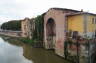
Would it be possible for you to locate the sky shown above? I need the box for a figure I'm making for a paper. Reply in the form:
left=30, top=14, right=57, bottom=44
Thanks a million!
left=0, top=0, right=96, bottom=25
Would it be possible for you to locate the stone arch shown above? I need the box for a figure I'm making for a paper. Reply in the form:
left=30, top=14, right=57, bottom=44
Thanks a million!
left=46, top=18, right=56, bottom=49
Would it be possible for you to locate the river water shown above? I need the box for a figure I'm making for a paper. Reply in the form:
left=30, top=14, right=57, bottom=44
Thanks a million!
left=0, top=37, right=70, bottom=63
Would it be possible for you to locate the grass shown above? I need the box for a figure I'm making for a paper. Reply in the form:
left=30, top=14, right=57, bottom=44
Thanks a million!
left=0, top=34, right=35, bottom=45
left=18, top=37, right=34, bottom=45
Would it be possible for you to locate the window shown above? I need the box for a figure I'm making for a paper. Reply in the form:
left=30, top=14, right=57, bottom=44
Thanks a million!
left=72, top=31, right=78, bottom=39
left=95, top=18, right=96, bottom=24
left=24, top=33, right=27, bottom=35
left=92, top=18, right=94, bottom=24
left=92, top=18, right=96, bottom=24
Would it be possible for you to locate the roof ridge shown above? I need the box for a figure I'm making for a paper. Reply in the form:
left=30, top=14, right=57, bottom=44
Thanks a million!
left=50, top=7, right=80, bottom=12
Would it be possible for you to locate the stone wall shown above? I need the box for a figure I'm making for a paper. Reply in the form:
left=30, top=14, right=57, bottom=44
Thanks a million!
left=0, top=31, right=22, bottom=37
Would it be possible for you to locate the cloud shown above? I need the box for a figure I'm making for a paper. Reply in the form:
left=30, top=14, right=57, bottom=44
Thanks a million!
left=0, top=0, right=96, bottom=24
left=0, top=16, right=13, bottom=25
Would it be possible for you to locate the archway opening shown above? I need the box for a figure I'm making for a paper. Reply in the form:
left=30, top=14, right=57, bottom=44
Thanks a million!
left=46, top=18, right=56, bottom=49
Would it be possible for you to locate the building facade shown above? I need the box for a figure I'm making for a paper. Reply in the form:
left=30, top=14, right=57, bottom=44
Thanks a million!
left=44, top=8, right=81, bottom=57
left=21, top=7, right=96, bottom=63
left=67, top=13, right=96, bottom=39
left=21, top=18, right=35, bottom=39
left=44, top=8, right=96, bottom=60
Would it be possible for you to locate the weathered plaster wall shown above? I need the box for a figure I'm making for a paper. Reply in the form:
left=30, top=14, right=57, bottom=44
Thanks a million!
left=21, top=18, right=30, bottom=38
left=44, top=9, right=66, bottom=57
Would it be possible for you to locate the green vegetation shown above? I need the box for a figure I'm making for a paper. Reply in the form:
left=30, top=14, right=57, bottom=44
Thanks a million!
left=32, top=14, right=44, bottom=41
left=18, top=37, right=34, bottom=45
left=64, top=41, right=68, bottom=59
left=64, top=40, right=79, bottom=63
left=1, top=14, right=44, bottom=46
left=1, top=20, right=21, bottom=31
left=0, top=34, right=34, bottom=45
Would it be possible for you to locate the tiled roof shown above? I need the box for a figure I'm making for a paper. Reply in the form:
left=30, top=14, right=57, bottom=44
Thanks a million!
left=66, top=12, right=96, bottom=16
left=50, top=8, right=80, bottom=12
left=44, top=7, right=96, bottom=16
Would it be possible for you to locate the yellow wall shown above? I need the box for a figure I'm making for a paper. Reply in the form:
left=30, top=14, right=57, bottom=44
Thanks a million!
left=68, top=15, right=84, bottom=33
left=87, top=15, right=96, bottom=32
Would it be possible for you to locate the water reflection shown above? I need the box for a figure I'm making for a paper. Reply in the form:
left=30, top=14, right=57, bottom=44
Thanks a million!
left=0, top=37, right=32, bottom=63
left=0, top=37, right=69, bottom=63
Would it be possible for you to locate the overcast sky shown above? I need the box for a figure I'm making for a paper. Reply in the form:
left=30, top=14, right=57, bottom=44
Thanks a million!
left=0, top=0, right=96, bottom=25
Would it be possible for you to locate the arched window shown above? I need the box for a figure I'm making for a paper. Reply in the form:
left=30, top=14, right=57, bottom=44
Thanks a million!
left=46, top=18, right=56, bottom=36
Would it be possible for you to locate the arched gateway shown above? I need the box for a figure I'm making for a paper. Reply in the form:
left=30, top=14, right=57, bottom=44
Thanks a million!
left=46, top=18, right=56, bottom=49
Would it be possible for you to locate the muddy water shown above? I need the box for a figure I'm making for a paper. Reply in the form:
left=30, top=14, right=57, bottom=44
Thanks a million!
left=0, top=37, right=70, bottom=63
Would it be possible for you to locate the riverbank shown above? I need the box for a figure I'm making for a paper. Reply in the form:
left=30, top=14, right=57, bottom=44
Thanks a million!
left=0, top=34, right=43, bottom=48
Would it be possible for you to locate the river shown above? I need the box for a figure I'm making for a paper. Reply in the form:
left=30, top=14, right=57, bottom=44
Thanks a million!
left=0, top=36, right=70, bottom=63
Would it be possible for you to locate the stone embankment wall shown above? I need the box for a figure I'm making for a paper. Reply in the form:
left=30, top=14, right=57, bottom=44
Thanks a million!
left=0, top=30, right=22, bottom=37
